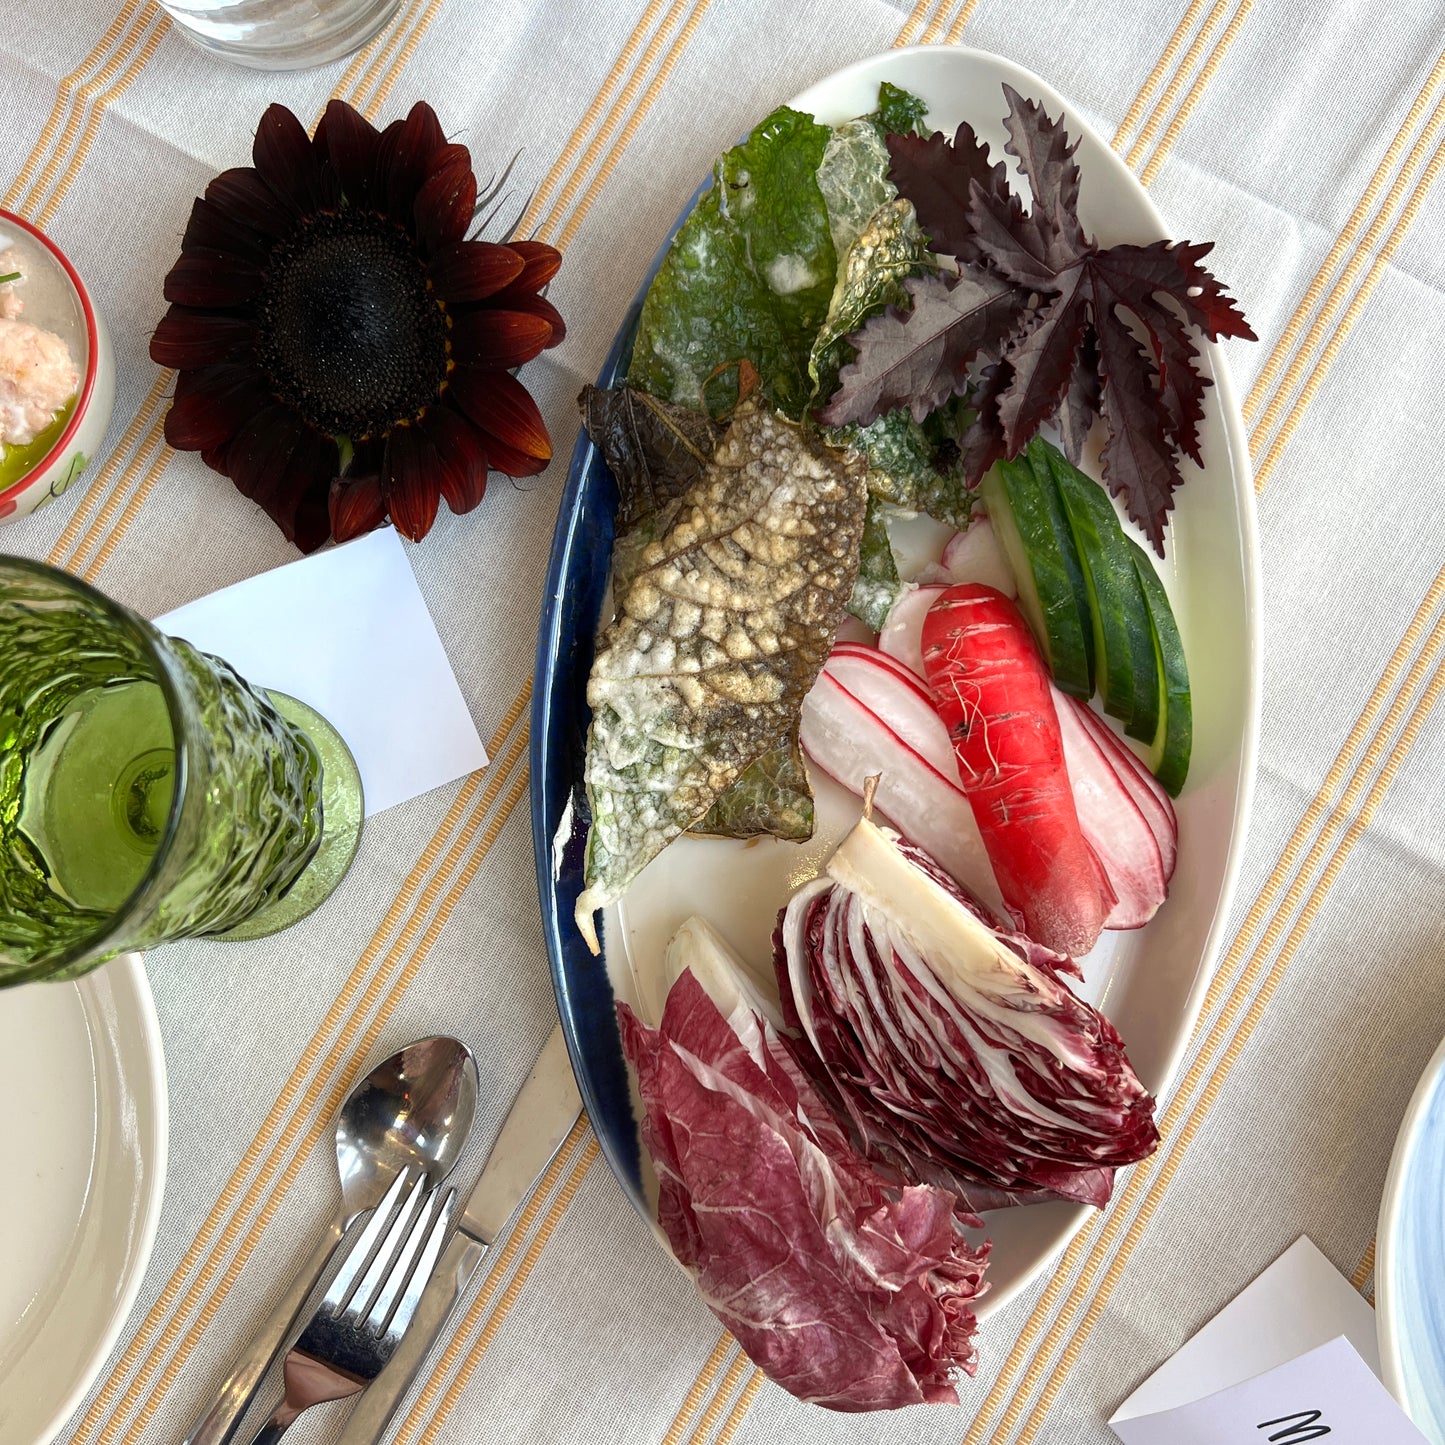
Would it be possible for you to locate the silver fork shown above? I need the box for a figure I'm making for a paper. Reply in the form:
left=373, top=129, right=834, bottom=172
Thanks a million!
left=246, top=1168, right=455, bottom=1445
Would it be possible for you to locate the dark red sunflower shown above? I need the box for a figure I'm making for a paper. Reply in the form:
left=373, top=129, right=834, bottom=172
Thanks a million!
left=151, top=99, right=563, bottom=550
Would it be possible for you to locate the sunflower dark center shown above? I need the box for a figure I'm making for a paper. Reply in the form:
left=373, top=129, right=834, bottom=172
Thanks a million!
left=256, top=212, right=448, bottom=437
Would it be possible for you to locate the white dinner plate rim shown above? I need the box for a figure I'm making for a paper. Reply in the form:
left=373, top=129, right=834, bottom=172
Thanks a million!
left=23, top=953, right=168, bottom=1445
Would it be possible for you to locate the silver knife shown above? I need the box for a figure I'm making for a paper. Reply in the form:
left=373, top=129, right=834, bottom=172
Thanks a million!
left=333, top=1024, right=583, bottom=1445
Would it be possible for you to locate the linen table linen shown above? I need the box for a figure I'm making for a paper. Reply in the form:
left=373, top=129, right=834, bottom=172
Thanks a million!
left=4, top=0, right=1444, bottom=1441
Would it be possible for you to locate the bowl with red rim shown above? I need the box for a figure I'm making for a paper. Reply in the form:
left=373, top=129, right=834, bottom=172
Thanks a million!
left=0, top=209, right=114, bottom=526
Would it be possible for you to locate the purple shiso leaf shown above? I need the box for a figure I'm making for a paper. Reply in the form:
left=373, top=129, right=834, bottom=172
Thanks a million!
left=618, top=937, right=988, bottom=1413
left=774, top=819, right=1158, bottom=1212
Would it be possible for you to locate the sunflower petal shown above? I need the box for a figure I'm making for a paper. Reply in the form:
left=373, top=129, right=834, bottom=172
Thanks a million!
left=318, top=99, right=383, bottom=211
left=253, top=104, right=336, bottom=213
left=424, top=405, right=489, bottom=514
left=452, top=310, right=553, bottom=369
left=166, top=364, right=270, bottom=450
left=330, top=475, right=388, bottom=544
left=164, top=249, right=266, bottom=308
left=427, top=240, right=524, bottom=303
left=475, top=430, right=549, bottom=478
left=224, top=404, right=306, bottom=504
left=290, top=478, right=334, bottom=554
left=499, top=240, right=562, bottom=293
left=382, top=423, right=442, bottom=541
left=487, top=290, right=566, bottom=346
left=414, top=146, right=476, bottom=253
left=182, top=196, right=271, bottom=262
left=222, top=404, right=338, bottom=549
left=206, top=167, right=293, bottom=239
left=449, top=368, right=552, bottom=465
left=150, top=307, right=257, bottom=368
left=382, top=102, right=448, bottom=226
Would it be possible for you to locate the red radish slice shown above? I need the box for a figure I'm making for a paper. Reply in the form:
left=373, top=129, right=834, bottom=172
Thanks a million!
left=878, top=584, right=946, bottom=677
left=1070, top=700, right=1178, bottom=881
left=834, top=614, right=878, bottom=647
left=916, top=517, right=1018, bottom=596
left=831, top=642, right=935, bottom=704
left=1054, top=691, right=1166, bottom=929
left=822, top=649, right=960, bottom=781
left=922, top=585, right=1106, bottom=957
left=799, top=672, right=1009, bottom=922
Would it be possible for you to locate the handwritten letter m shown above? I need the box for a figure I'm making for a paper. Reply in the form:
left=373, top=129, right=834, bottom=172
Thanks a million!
left=1257, top=1410, right=1330, bottom=1443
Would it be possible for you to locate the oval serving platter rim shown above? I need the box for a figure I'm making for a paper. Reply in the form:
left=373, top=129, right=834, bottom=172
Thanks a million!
left=531, top=43, right=1261, bottom=1316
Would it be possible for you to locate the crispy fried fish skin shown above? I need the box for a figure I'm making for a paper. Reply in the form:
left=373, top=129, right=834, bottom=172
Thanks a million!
left=576, top=403, right=866, bottom=952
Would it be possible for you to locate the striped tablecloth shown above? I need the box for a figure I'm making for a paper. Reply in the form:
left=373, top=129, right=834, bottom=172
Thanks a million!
left=6, top=1, right=1445, bottom=1442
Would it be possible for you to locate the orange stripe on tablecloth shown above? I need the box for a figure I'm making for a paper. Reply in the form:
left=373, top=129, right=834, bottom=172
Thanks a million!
left=46, top=371, right=169, bottom=568
left=1249, top=113, right=1445, bottom=475
left=659, top=1337, right=741, bottom=1445
left=2, top=0, right=146, bottom=209
left=1252, top=133, right=1445, bottom=489
left=943, top=0, right=979, bottom=43
left=962, top=565, right=1445, bottom=1443
left=71, top=687, right=526, bottom=1442
left=552, top=0, right=718, bottom=252
left=1243, top=46, right=1445, bottom=425
left=409, top=1138, right=602, bottom=1445
left=517, top=0, right=674, bottom=238
left=893, top=0, right=937, bottom=46
left=81, top=443, right=174, bottom=582
left=1008, top=659, right=1445, bottom=1445
left=346, top=0, right=426, bottom=114
left=1137, top=0, right=1252, bottom=185
left=1122, top=0, right=1233, bottom=170
left=1111, top=0, right=1212, bottom=150
left=534, top=0, right=695, bottom=245
left=108, top=755, right=538, bottom=1444
left=684, top=1353, right=753, bottom=1445
left=363, top=0, right=458, bottom=118
left=31, top=10, right=171, bottom=229
left=714, top=1372, right=766, bottom=1445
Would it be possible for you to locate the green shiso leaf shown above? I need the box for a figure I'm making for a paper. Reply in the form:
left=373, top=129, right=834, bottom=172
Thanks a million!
left=872, top=81, right=931, bottom=138
left=838, top=399, right=977, bottom=530
left=628, top=105, right=837, bottom=420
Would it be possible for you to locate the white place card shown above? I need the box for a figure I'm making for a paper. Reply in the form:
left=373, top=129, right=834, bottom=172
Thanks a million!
left=154, top=529, right=488, bottom=816
left=1111, top=1237, right=1381, bottom=1422
left=1110, top=1336, right=1429, bottom=1444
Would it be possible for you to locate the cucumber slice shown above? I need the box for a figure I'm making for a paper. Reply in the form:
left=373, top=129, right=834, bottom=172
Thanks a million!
left=1128, top=537, right=1192, bottom=796
left=980, top=456, right=1095, bottom=698
left=1040, top=440, right=1160, bottom=742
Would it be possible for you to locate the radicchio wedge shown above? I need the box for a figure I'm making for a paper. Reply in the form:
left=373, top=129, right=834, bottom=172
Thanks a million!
left=618, top=924, right=988, bottom=1412
left=775, top=816, right=1159, bottom=1212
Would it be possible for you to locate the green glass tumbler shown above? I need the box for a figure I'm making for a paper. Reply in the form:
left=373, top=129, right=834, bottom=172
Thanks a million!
left=0, top=557, right=363, bottom=986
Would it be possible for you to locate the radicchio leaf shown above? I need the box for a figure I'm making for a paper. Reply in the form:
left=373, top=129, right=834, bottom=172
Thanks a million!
left=619, top=950, right=988, bottom=1412
left=774, top=817, right=1159, bottom=1211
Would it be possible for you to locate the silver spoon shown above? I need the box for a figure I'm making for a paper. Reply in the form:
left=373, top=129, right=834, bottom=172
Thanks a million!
left=184, top=1036, right=478, bottom=1445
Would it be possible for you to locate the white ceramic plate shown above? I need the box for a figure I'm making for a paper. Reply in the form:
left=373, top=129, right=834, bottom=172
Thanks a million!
left=1377, top=1034, right=1445, bottom=1443
left=0, top=955, right=166, bottom=1445
left=536, top=44, right=1260, bottom=1321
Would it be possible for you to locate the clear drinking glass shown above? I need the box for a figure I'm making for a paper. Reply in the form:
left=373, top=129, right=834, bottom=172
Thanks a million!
left=156, top=0, right=403, bottom=71
left=0, top=557, right=363, bottom=987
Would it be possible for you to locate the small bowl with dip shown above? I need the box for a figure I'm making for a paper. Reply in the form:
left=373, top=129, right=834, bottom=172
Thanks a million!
left=0, top=210, right=114, bottom=526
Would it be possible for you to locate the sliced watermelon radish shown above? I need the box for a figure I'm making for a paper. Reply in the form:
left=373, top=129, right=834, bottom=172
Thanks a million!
left=1054, top=688, right=1167, bottom=930
left=878, top=584, right=946, bottom=677
left=822, top=648, right=960, bottom=781
left=799, top=671, right=1009, bottom=922
left=1070, top=699, right=1179, bottom=882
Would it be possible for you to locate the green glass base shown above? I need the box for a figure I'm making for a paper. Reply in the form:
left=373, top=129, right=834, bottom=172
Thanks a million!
left=216, top=693, right=363, bottom=942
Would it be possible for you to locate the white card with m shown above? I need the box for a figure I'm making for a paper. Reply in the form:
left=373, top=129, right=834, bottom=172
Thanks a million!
left=1110, top=1336, right=1429, bottom=1444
